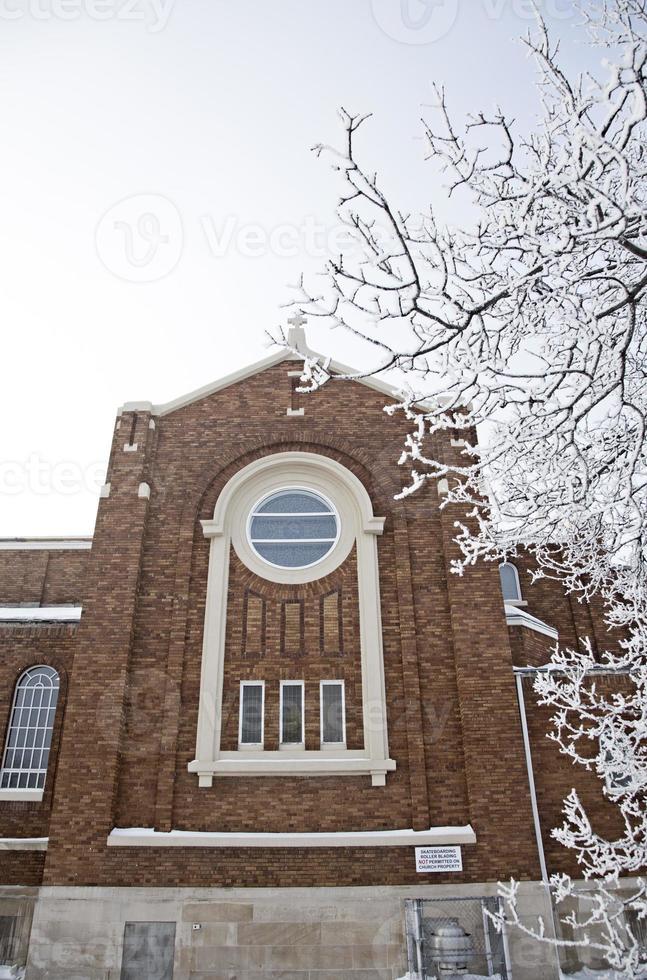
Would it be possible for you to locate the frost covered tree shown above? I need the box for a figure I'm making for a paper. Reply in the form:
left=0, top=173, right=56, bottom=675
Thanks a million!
left=284, top=0, right=647, bottom=973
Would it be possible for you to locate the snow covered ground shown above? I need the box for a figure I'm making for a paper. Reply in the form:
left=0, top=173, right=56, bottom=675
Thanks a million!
left=396, top=971, right=646, bottom=980
left=395, top=974, right=502, bottom=979
left=561, top=970, right=647, bottom=979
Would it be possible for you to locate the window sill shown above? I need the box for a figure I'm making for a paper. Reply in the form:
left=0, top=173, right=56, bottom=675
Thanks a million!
left=0, top=789, right=44, bottom=802
left=505, top=599, right=528, bottom=607
left=189, top=751, right=396, bottom=787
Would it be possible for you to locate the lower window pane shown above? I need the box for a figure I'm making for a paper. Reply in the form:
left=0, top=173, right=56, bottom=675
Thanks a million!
left=240, top=685, right=263, bottom=744
left=281, top=684, right=303, bottom=744
left=321, top=684, right=344, bottom=743
left=254, top=542, right=332, bottom=567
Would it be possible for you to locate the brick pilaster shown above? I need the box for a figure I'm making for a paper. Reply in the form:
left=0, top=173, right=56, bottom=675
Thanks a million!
left=43, top=410, right=154, bottom=883
left=392, top=513, right=431, bottom=830
left=436, top=483, right=541, bottom=880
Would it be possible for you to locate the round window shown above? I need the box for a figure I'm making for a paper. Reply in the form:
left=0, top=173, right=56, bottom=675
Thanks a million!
left=248, top=488, right=339, bottom=569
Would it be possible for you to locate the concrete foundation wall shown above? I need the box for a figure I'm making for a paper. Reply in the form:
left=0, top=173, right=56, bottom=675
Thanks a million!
left=18, top=881, right=561, bottom=980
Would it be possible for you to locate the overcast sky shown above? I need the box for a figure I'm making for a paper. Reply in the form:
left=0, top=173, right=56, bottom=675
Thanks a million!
left=1, top=0, right=602, bottom=536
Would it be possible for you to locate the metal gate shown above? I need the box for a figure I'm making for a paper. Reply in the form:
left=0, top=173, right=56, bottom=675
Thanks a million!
left=405, top=896, right=512, bottom=979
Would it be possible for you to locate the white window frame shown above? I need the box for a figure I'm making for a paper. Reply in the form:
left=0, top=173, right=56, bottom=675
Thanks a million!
left=320, top=679, right=346, bottom=747
left=247, top=486, right=340, bottom=571
left=279, top=680, right=305, bottom=749
left=0, top=664, right=60, bottom=802
left=499, top=561, right=526, bottom=606
left=190, top=451, right=396, bottom=787
left=238, top=681, right=265, bottom=749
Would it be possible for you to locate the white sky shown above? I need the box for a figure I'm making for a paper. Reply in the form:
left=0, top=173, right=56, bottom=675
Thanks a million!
left=0, top=0, right=601, bottom=536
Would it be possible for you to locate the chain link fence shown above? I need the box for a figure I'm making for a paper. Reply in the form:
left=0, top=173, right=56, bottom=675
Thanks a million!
left=405, top=896, right=511, bottom=979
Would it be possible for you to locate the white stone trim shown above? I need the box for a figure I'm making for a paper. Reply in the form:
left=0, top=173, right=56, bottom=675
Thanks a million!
left=137, top=482, right=151, bottom=499
left=129, top=350, right=292, bottom=417
left=505, top=604, right=558, bottom=640
left=0, top=836, right=47, bottom=850
left=189, top=452, right=394, bottom=788
left=119, top=400, right=153, bottom=413
left=202, top=454, right=385, bottom=586
left=107, top=824, right=476, bottom=848
left=0, top=538, right=91, bottom=551
left=123, top=443, right=138, bottom=453
left=0, top=789, right=43, bottom=802
left=0, top=606, right=82, bottom=623
left=205, top=753, right=395, bottom=780
left=121, top=338, right=450, bottom=420
left=99, top=483, right=111, bottom=498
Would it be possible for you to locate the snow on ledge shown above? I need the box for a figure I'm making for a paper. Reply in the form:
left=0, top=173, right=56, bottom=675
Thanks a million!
left=0, top=538, right=91, bottom=551
left=505, top=603, right=558, bottom=640
left=0, top=837, right=48, bottom=851
left=108, top=825, right=476, bottom=849
left=0, top=606, right=82, bottom=623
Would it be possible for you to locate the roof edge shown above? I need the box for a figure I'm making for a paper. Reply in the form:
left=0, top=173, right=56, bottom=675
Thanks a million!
left=117, top=323, right=454, bottom=420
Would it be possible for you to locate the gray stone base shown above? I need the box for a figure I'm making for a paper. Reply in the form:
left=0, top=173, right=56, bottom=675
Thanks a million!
left=13, top=881, right=561, bottom=980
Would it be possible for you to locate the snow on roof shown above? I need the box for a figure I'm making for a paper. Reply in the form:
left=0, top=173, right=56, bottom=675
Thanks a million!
left=505, top=603, right=558, bottom=640
left=0, top=538, right=92, bottom=551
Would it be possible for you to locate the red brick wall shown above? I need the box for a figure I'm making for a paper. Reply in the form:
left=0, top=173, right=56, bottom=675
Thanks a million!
left=0, top=356, right=634, bottom=890
left=37, top=361, right=540, bottom=887
left=0, top=549, right=88, bottom=606
left=0, top=624, right=76, bottom=883
left=509, top=553, right=625, bottom=662
left=521, top=674, right=629, bottom=877
left=218, top=548, right=364, bottom=754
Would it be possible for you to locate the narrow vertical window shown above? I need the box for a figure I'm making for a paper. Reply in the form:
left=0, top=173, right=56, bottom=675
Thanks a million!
left=320, top=680, right=345, bottom=745
left=280, top=681, right=304, bottom=745
left=0, top=665, right=59, bottom=790
left=499, top=562, right=522, bottom=603
left=238, top=682, right=264, bottom=747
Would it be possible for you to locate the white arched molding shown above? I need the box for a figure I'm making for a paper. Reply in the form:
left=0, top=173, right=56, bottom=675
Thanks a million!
left=188, top=452, right=395, bottom=788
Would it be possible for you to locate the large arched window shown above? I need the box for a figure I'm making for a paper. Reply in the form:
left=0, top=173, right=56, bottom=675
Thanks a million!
left=0, top=666, right=59, bottom=791
left=190, top=451, right=394, bottom=787
left=499, top=562, right=522, bottom=603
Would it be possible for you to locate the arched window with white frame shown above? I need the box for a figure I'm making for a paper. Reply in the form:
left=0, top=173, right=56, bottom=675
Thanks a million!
left=190, top=451, right=395, bottom=788
left=499, top=562, right=522, bottom=603
left=0, top=665, right=60, bottom=793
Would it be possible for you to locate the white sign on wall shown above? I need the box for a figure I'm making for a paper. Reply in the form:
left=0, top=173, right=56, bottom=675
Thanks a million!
left=415, top=845, right=463, bottom=873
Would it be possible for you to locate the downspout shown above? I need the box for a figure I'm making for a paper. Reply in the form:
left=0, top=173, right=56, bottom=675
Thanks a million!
left=515, top=671, right=549, bottom=884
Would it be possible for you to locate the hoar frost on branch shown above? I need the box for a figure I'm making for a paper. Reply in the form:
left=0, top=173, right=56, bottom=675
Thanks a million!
left=283, top=0, right=647, bottom=974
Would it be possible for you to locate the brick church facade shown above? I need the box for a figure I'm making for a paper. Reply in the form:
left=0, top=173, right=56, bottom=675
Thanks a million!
left=0, top=326, right=635, bottom=979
